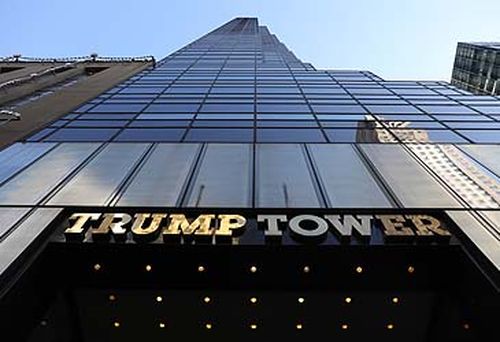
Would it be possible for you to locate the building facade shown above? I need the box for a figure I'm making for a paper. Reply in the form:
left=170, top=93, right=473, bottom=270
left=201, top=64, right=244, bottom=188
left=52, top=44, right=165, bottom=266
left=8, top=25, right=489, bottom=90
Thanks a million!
left=0, top=55, right=154, bottom=148
left=0, top=18, right=499, bottom=342
left=451, top=42, right=500, bottom=95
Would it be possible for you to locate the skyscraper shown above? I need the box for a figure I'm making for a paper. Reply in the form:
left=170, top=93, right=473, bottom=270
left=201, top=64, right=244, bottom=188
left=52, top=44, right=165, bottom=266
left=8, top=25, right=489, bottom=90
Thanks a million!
left=0, top=18, right=498, bottom=341
left=451, top=42, right=500, bottom=95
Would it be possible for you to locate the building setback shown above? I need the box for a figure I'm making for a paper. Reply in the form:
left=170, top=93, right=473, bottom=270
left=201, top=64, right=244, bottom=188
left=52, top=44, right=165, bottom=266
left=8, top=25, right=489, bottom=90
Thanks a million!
left=0, top=18, right=499, bottom=342
left=0, top=55, right=154, bottom=149
left=451, top=42, right=500, bottom=95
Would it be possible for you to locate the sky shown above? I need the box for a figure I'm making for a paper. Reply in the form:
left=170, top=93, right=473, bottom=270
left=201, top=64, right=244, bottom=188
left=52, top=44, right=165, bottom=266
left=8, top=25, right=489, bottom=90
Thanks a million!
left=1, top=0, right=499, bottom=81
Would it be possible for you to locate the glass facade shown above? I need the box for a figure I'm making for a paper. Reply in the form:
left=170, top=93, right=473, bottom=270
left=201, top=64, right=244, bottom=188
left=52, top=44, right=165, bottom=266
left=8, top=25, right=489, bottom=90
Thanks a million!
left=22, top=29, right=500, bottom=144
left=0, top=18, right=494, bottom=212
left=452, top=42, right=500, bottom=95
left=0, top=18, right=498, bottom=342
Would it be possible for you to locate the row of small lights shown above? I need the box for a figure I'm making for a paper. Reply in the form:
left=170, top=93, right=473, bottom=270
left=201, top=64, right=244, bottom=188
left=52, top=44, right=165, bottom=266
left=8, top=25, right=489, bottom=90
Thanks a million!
left=111, top=321, right=398, bottom=331
left=109, top=294, right=400, bottom=305
left=41, top=318, right=470, bottom=332
left=93, top=263, right=416, bottom=275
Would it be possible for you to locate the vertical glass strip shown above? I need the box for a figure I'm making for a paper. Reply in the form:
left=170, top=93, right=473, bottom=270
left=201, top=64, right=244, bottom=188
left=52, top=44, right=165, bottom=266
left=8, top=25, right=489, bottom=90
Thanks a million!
left=184, top=144, right=252, bottom=207
left=117, top=143, right=200, bottom=207
left=308, top=144, right=393, bottom=208
left=47, top=143, right=149, bottom=206
left=360, top=144, right=462, bottom=208
left=0, top=143, right=100, bottom=205
left=256, top=144, right=322, bottom=208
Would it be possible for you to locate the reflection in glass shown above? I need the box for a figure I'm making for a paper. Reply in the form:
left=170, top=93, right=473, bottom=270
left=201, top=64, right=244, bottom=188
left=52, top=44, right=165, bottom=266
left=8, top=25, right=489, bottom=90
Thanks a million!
left=361, top=115, right=500, bottom=209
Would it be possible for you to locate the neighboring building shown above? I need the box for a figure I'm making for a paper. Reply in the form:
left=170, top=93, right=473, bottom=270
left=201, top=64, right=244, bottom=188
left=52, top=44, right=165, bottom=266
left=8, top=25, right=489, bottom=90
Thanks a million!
left=0, top=18, right=499, bottom=342
left=451, top=42, right=500, bottom=95
left=0, top=55, right=154, bottom=149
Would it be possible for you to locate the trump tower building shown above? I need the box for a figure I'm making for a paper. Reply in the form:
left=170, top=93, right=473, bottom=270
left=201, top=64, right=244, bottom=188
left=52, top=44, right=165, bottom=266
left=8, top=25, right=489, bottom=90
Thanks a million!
left=0, top=18, right=499, bottom=342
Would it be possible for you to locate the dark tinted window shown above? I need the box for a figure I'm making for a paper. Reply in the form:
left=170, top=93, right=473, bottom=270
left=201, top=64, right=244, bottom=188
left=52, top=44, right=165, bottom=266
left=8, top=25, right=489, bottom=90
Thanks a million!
left=44, top=128, right=120, bottom=141
left=144, top=103, right=199, bottom=113
left=199, top=103, right=254, bottom=113
left=114, top=128, right=185, bottom=142
left=312, top=104, right=367, bottom=114
left=185, top=128, right=253, bottom=142
left=89, top=103, right=147, bottom=113
left=257, top=128, right=325, bottom=142
left=457, top=130, right=500, bottom=143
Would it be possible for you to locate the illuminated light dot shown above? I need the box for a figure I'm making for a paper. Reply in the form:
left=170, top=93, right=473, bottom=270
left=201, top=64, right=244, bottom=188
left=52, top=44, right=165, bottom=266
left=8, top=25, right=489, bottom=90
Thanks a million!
left=40, top=320, right=48, bottom=327
left=392, top=297, right=399, bottom=304
left=205, top=323, right=212, bottom=330
left=341, top=324, right=349, bottom=330
left=250, top=323, right=258, bottom=330
left=303, top=266, right=310, bottom=273
left=145, top=264, right=152, bottom=272
left=113, top=321, right=120, bottom=328
left=463, top=323, right=470, bottom=330
left=197, top=265, right=205, bottom=273
left=407, top=266, right=415, bottom=274
left=298, top=297, right=305, bottom=304
left=250, top=297, right=258, bottom=304
left=109, top=294, right=116, bottom=301
left=345, top=297, right=352, bottom=304
left=296, top=323, right=303, bottom=330
left=203, top=296, right=211, bottom=303
left=156, top=296, right=163, bottom=303
left=159, top=322, right=166, bottom=329
left=250, top=265, right=258, bottom=273
left=355, top=266, right=363, bottom=274
left=93, top=263, right=101, bottom=271
left=386, top=323, right=394, bottom=330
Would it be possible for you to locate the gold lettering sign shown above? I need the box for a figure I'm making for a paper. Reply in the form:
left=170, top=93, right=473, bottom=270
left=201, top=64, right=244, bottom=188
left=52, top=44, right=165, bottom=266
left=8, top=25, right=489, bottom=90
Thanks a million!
left=92, top=213, right=131, bottom=241
left=376, top=215, right=414, bottom=241
left=131, top=213, right=167, bottom=241
left=257, top=215, right=287, bottom=242
left=406, top=215, right=451, bottom=237
left=215, top=214, right=247, bottom=242
left=63, top=212, right=452, bottom=244
left=325, top=215, right=373, bottom=241
left=163, top=214, right=216, bottom=242
left=64, top=213, right=101, bottom=241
